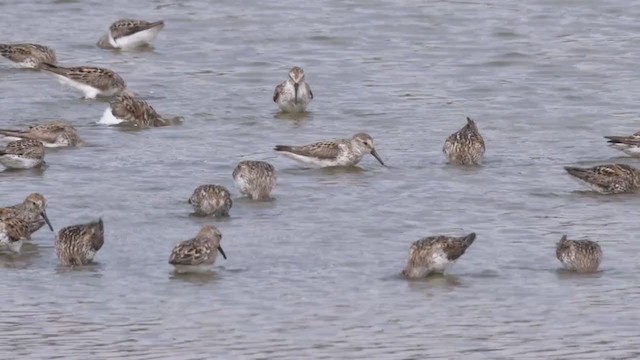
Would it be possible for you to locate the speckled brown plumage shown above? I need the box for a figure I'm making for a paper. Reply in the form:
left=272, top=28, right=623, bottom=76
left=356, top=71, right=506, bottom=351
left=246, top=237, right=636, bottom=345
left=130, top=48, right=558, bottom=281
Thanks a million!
left=274, top=133, right=385, bottom=167
left=0, top=43, right=56, bottom=68
left=188, top=185, right=232, bottom=217
left=110, top=93, right=168, bottom=127
left=55, top=219, right=104, bottom=266
left=0, top=138, right=45, bottom=169
left=38, top=63, right=127, bottom=98
left=169, top=225, right=227, bottom=272
left=564, top=163, right=640, bottom=194
left=0, top=193, right=53, bottom=235
left=402, top=233, right=476, bottom=278
left=443, top=117, right=485, bottom=165
left=110, top=19, right=165, bottom=40
left=556, top=235, right=602, bottom=273
left=232, top=160, right=277, bottom=201
left=0, top=121, right=80, bottom=148
left=0, top=217, right=31, bottom=253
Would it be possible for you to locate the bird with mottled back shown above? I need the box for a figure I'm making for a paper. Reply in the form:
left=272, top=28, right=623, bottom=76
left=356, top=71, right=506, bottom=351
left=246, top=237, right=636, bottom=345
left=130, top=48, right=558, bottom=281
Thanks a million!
left=0, top=138, right=45, bottom=169
left=110, top=93, right=168, bottom=127
left=402, top=233, right=476, bottom=278
left=0, top=121, right=81, bottom=148
left=232, top=160, right=277, bottom=201
left=0, top=217, right=31, bottom=253
left=188, top=185, right=233, bottom=217
left=169, top=225, right=227, bottom=273
left=443, top=117, right=486, bottom=165
left=0, top=43, right=56, bottom=68
left=0, top=193, right=53, bottom=234
left=55, top=219, right=104, bottom=266
left=564, top=163, right=640, bottom=194
left=556, top=235, right=602, bottom=273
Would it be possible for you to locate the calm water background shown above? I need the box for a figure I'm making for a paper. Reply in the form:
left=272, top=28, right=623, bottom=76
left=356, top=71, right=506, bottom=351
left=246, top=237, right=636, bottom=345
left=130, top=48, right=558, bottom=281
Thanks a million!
left=1, top=0, right=640, bottom=358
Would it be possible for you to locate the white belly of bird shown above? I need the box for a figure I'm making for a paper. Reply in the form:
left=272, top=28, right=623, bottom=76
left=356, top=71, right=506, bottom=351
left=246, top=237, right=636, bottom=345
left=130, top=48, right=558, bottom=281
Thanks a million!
left=280, top=152, right=344, bottom=167
left=430, top=251, right=455, bottom=274
left=110, top=27, right=163, bottom=50
left=98, top=107, right=125, bottom=125
left=0, top=154, right=41, bottom=169
left=52, top=74, right=101, bottom=99
left=233, top=176, right=251, bottom=196
left=173, top=264, right=215, bottom=274
left=0, top=234, right=22, bottom=253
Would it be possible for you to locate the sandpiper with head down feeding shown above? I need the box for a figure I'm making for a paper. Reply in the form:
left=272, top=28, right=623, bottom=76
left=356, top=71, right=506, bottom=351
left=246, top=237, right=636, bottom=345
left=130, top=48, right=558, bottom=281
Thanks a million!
left=443, top=117, right=485, bottom=166
left=402, top=233, right=476, bottom=279
left=604, top=131, right=640, bottom=157
left=98, top=19, right=165, bottom=50
left=273, top=66, right=313, bottom=113
left=38, top=63, right=127, bottom=99
left=232, top=160, right=277, bottom=201
left=0, top=121, right=81, bottom=148
left=274, top=133, right=385, bottom=168
left=55, top=218, right=104, bottom=266
left=0, top=138, right=45, bottom=170
left=100, top=93, right=168, bottom=127
left=169, top=225, right=227, bottom=273
left=556, top=235, right=602, bottom=273
left=189, top=185, right=233, bottom=217
left=0, top=193, right=53, bottom=235
left=0, top=43, right=56, bottom=68
left=564, top=164, right=640, bottom=194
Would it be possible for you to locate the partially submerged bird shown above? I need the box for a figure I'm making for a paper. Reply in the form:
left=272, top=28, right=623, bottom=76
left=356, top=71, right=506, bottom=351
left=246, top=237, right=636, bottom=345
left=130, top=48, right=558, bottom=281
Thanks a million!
left=0, top=193, right=53, bottom=235
left=0, top=138, right=45, bottom=170
left=168, top=225, right=227, bottom=273
left=0, top=217, right=31, bottom=254
left=273, top=66, right=313, bottom=113
left=55, top=219, right=104, bottom=266
left=604, top=131, right=640, bottom=157
left=556, top=235, right=602, bottom=273
left=564, top=164, right=640, bottom=194
left=232, top=160, right=277, bottom=201
left=0, top=43, right=56, bottom=68
left=38, top=63, right=127, bottom=99
left=402, top=233, right=476, bottom=279
left=0, top=121, right=81, bottom=148
left=97, top=19, right=165, bottom=50
left=443, top=117, right=485, bottom=165
left=274, top=133, right=385, bottom=168
left=100, top=93, right=168, bottom=127
left=188, top=185, right=233, bottom=217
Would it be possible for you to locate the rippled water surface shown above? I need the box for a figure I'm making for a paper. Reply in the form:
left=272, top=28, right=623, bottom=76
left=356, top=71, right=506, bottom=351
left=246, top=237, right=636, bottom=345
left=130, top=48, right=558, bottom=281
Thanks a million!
left=2, top=0, right=640, bottom=358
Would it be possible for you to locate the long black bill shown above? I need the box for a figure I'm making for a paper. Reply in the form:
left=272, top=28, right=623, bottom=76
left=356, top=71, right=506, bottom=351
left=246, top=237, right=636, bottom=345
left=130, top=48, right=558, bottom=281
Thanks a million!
left=370, top=148, right=386, bottom=166
left=41, top=210, right=54, bottom=231
left=293, top=83, right=299, bottom=103
left=217, top=245, right=227, bottom=260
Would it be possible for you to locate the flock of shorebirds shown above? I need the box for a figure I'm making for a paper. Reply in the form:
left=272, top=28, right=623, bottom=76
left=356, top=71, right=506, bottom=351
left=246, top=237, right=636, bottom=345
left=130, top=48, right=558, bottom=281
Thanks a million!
left=1, top=18, right=637, bottom=276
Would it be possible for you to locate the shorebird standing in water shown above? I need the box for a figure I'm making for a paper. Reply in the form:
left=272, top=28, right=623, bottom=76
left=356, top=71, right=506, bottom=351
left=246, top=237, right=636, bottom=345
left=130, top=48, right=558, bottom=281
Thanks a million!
left=189, top=185, right=233, bottom=217
left=402, top=233, right=476, bottom=279
left=0, top=121, right=81, bottom=148
left=273, top=66, right=313, bottom=113
left=0, top=43, right=56, bottom=68
left=100, top=93, right=168, bottom=127
left=0, top=138, right=45, bottom=170
left=38, top=63, right=127, bottom=99
left=0, top=193, right=54, bottom=235
left=232, top=161, right=277, bottom=201
left=604, top=131, right=640, bottom=157
left=443, top=117, right=485, bottom=165
left=564, top=164, right=640, bottom=194
left=55, top=219, right=104, bottom=266
left=0, top=217, right=31, bottom=254
left=97, top=19, right=165, bottom=50
left=169, top=225, right=227, bottom=273
left=556, top=235, right=602, bottom=273
left=274, top=133, right=385, bottom=168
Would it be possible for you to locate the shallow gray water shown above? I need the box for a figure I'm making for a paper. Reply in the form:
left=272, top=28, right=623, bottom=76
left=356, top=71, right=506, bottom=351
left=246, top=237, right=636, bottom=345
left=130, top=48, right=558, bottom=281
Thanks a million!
left=1, top=0, right=640, bottom=358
